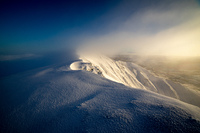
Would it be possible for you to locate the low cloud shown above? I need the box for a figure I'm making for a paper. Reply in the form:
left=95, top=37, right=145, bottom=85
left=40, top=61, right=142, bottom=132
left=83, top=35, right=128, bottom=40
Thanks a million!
left=79, top=0, right=200, bottom=56
left=0, top=54, right=40, bottom=61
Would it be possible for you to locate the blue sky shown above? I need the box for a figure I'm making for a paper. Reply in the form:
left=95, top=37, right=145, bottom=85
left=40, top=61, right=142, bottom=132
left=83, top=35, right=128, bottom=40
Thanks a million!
left=0, top=0, right=117, bottom=53
left=0, top=0, right=200, bottom=56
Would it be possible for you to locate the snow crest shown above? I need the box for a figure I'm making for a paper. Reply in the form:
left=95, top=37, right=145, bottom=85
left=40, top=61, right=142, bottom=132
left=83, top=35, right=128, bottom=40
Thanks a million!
left=1, top=52, right=200, bottom=132
left=70, top=54, right=200, bottom=107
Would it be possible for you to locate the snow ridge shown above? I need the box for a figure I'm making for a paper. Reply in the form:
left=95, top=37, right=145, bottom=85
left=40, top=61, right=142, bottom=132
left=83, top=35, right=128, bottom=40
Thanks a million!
left=70, top=54, right=200, bottom=107
left=1, top=52, right=200, bottom=132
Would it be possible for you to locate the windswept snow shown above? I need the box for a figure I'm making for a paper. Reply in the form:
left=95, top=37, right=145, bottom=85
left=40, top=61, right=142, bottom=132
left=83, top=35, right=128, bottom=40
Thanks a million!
left=71, top=53, right=200, bottom=107
left=70, top=61, right=102, bottom=76
left=0, top=52, right=200, bottom=133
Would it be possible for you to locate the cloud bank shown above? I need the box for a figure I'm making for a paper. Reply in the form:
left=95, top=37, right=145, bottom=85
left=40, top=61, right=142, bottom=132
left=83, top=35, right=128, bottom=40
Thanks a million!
left=79, top=0, right=200, bottom=56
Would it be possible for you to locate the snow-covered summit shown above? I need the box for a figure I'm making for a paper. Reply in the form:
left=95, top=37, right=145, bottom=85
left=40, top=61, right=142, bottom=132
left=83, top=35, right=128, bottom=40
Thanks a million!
left=70, top=53, right=200, bottom=107
left=0, top=52, right=200, bottom=132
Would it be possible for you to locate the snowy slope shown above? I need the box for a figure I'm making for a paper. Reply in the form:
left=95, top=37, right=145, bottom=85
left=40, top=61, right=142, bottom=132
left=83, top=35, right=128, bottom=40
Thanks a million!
left=0, top=53, right=200, bottom=133
left=71, top=54, right=200, bottom=107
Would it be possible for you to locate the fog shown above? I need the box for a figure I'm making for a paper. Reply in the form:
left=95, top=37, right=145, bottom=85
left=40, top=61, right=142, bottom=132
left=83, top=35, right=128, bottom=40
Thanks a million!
left=78, top=0, right=200, bottom=56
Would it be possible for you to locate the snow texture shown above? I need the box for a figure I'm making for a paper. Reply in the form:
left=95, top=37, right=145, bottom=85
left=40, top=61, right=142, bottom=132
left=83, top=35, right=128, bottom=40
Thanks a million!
left=73, top=53, right=200, bottom=108
left=0, top=53, right=200, bottom=133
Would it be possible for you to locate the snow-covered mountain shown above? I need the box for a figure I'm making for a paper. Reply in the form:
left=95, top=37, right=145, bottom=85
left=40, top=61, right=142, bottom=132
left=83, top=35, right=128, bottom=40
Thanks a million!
left=71, top=54, right=200, bottom=108
left=0, top=52, right=200, bottom=133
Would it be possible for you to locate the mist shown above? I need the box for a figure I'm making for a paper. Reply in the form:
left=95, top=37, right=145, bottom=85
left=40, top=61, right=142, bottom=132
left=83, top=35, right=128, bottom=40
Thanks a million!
left=1, top=0, right=199, bottom=78
left=78, top=0, right=200, bottom=57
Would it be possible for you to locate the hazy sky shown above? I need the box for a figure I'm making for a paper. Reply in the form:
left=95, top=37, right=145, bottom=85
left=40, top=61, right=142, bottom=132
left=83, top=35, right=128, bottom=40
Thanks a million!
left=1, top=0, right=200, bottom=56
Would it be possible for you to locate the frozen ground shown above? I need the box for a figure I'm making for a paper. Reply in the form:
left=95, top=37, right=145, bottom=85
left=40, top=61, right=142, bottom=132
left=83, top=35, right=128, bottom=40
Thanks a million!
left=0, top=52, right=200, bottom=133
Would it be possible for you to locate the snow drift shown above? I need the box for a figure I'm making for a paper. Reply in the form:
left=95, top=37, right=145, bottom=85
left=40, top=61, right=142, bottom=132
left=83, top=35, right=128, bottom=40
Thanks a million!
left=0, top=52, right=200, bottom=133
